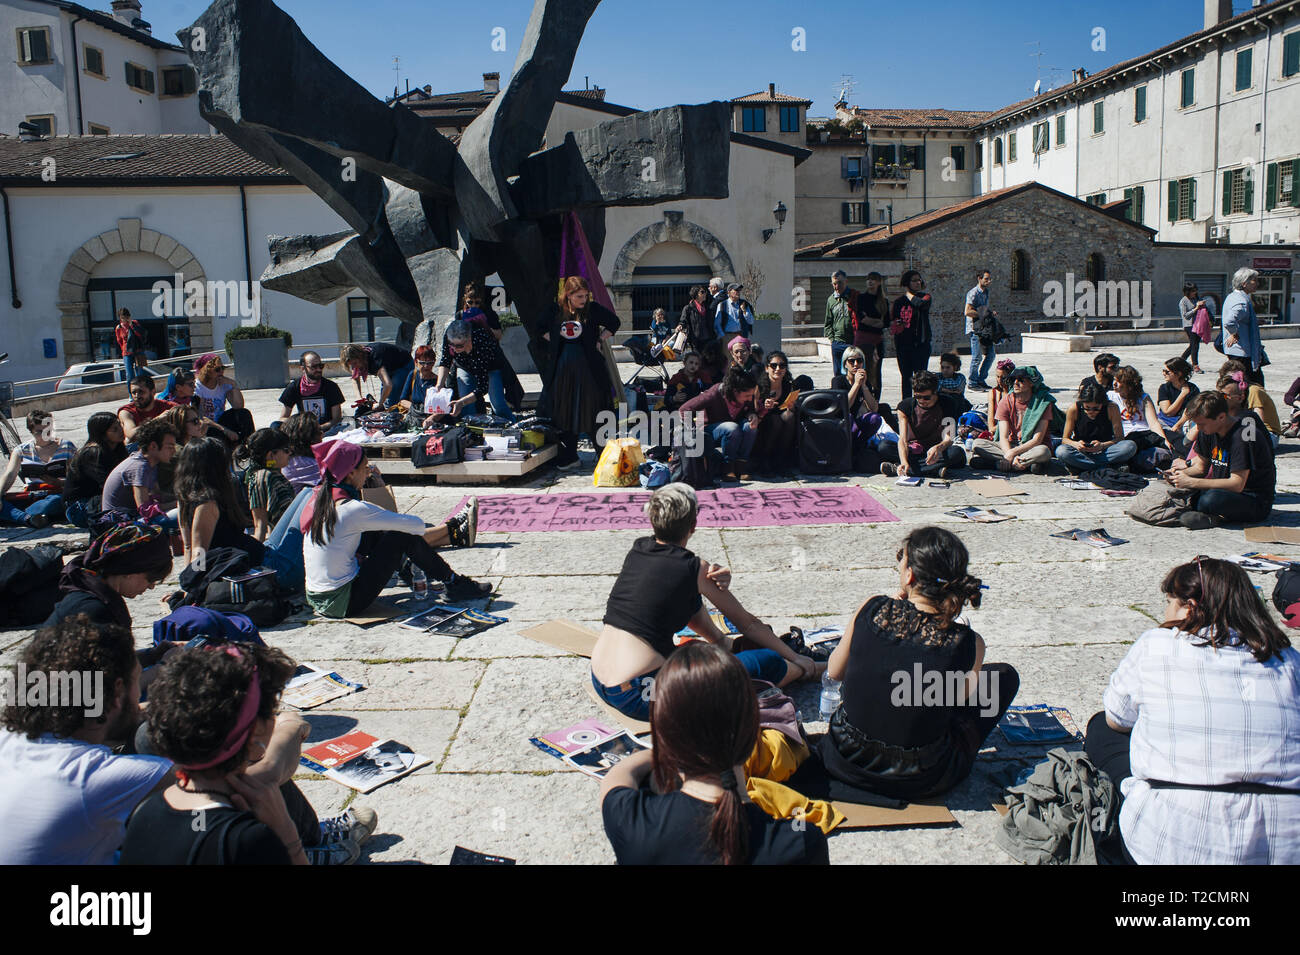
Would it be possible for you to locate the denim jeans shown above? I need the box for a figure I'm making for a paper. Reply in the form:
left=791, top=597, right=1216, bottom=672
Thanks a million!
left=64, top=497, right=93, bottom=528
left=968, top=333, right=994, bottom=386
left=122, top=354, right=138, bottom=390
left=709, top=420, right=757, bottom=462
left=1194, top=489, right=1271, bottom=524
left=257, top=487, right=311, bottom=592
left=0, top=493, right=64, bottom=526
left=384, top=361, right=415, bottom=410
left=831, top=341, right=848, bottom=378
left=1054, top=439, right=1138, bottom=472
left=590, top=649, right=788, bottom=722
left=456, top=367, right=514, bottom=421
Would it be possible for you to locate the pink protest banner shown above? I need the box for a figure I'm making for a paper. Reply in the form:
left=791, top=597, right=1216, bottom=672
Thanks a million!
left=455, top=486, right=898, bottom=533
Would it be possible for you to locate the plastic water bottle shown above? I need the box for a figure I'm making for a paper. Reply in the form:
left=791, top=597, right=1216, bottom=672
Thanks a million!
left=411, top=566, right=429, bottom=601
left=818, top=670, right=842, bottom=721
left=964, top=435, right=975, bottom=453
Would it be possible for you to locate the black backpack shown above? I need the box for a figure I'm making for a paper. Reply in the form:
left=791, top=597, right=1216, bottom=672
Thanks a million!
left=167, top=547, right=292, bottom=628
left=0, top=544, right=64, bottom=628
left=1272, top=565, right=1300, bottom=616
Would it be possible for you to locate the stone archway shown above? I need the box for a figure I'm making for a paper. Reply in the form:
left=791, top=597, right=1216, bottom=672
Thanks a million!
left=56, top=218, right=210, bottom=365
left=608, top=211, right=736, bottom=322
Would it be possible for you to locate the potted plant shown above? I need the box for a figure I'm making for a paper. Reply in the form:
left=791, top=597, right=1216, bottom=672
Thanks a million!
left=225, top=323, right=292, bottom=390
left=753, top=313, right=784, bottom=355
left=496, top=312, right=536, bottom=374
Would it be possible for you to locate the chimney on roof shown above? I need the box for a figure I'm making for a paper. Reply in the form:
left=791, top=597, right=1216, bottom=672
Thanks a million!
left=1205, top=0, right=1233, bottom=28
left=1071, top=67, right=1089, bottom=84
left=18, top=121, right=43, bottom=142
left=769, top=82, right=776, bottom=97
left=483, top=72, right=500, bottom=94
left=111, top=0, right=141, bottom=25
left=423, top=85, right=432, bottom=94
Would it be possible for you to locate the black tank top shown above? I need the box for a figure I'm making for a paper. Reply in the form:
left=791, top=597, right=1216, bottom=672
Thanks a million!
left=603, top=537, right=702, bottom=658
left=1072, top=407, right=1115, bottom=444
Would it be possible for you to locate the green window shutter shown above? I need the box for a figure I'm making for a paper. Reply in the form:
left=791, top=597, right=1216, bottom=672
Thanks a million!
left=1244, top=173, right=1254, bottom=214
left=1292, top=159, right=1300, bottom=208
left=1135, top=186, right=1144, bottom=223
left=1236, top=49, right=1252, bottom=91
left=1284, top=32, right=1300, bottom=77
left=1168, top=180, right=1178, bottom=221
left=1222, top=171, right=1232, bottom=215
left=1189, top=177, right=1197, bottom=219
left=1266, top=163, right=1279, bottom=210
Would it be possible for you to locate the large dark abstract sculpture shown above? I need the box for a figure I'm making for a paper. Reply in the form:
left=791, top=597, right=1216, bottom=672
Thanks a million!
left=179, top=0, right=731, bottom=351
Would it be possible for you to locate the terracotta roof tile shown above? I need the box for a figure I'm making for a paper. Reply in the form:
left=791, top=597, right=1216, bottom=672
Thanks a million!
left=732, top=90, right=813, bottom=105
left=849, top=108, right=993, bottom=130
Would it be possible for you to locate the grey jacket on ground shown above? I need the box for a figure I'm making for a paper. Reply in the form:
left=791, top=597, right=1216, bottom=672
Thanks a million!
left=995, top=747, right=1118, bottom=865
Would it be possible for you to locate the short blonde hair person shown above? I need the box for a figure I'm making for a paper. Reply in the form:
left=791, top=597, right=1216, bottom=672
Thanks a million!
left=645, top=482, right=698, bottom=543
left=840, top=345, right=867, bottom=377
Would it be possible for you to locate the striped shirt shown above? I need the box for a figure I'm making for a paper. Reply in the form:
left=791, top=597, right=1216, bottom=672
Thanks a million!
left=18, top=440, right=77, bottom=487
left=1104, top=626, right=1300, bottom=864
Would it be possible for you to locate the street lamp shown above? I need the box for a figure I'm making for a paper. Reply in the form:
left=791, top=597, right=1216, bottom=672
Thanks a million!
left=763, top=201, right=789, bottom=243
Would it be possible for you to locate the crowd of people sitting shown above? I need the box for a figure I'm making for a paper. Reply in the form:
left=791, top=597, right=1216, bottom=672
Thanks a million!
left=2, top=262, right=1297, bottom=867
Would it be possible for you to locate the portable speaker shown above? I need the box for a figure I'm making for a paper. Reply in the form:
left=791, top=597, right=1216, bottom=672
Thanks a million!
left=796, top=390, right=852, bottom=474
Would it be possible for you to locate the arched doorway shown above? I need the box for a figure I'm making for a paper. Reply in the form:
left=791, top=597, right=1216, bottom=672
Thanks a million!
left=58, top=218, right=208, bottom=366
left=610, top=211, right=737, bottom=331
left=629, top=241, right=711, bottom=331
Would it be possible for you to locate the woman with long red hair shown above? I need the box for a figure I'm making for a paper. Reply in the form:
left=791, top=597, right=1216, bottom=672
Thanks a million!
left=538, top=276, right=620, bottom=469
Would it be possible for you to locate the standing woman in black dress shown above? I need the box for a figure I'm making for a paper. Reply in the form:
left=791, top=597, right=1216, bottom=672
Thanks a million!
left=539, top=276, right=621, bottom=469
left=890, top=269, right=933, bottom=402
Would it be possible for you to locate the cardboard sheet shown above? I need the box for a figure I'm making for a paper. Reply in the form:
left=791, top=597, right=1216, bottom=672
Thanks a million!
left=831, top=799, right=955, bottom=829
left=519, top=619, right=600, bottom=657
left=966, top=478, right=1027, bottom=498
left=344, top=599, right=405, bottom=627
left=1244, top=526, right=1300, bottom=545
left=362, top=485, right=399, bottom=513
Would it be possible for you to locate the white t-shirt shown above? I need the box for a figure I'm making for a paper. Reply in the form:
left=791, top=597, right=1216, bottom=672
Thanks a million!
left=194, top=380, right=235, bottom=421
left=0, top=730, right=171, bottom=864
left=303, top=498, right=426, bottom=593
left=1107, top=390, right=1154, bottom=435
left=1104, top=627, right=1300, bottom=864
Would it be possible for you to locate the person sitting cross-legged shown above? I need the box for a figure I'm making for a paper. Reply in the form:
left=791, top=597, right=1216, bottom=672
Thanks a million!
left=820, top=526, right=1019, bottom=800
left=883, top=370, right=966, bottom=478
left=970, top=366, right=1055, bottom=474
left=1165, top=390, right=1275, bottom=530
left=600, top=641, right=829, bottom=866
left=1084, top=558, right=1300, bottom=865
left=679, top=367, right=765, bottom=482
left=120, top=643, right=378, bottom=865
left=590, top=483, right=822, bottom=723
left=302, top=439, right=488, bottom=616
left=1055, top=381, right=1138, bottom=474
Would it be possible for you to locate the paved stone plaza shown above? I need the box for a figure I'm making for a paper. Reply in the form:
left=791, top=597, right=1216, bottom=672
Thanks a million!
left=6, top=339, right=1299, bottom=865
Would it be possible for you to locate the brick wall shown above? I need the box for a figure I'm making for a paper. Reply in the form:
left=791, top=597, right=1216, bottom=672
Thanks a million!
left=903, top=190, right=1155, bottom=353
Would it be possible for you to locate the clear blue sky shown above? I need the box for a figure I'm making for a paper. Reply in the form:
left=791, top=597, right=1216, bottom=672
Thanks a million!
left=144, top=0, right=1255, bottom=114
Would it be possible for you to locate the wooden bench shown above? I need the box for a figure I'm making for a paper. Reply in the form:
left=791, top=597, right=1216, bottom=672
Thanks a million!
left=362, top=441, right=557, bottom=484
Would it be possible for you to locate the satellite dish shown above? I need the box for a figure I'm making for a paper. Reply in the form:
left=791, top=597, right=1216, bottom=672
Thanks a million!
left=1033, top=79, right=1042, bottom=94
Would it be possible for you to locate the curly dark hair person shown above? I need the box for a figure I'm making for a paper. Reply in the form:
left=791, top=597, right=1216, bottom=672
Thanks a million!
left=897, top=526, right=983, bottom=626
left=2, top=617, right=136, bottom=739
left=147, top=644, right=296, bottom=775
left=280, top=412, right=324, bottom=459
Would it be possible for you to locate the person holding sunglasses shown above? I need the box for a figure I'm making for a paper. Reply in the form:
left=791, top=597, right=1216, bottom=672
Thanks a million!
left=279, top=351, right=344, bottom=428
left=1085, top=557, right=1300, bottom=864
left=1055, top=381, right=1137, bottom=473
left=751, top=350, right=804, bottom=477
left=830, top=346, right=889, bottom=472
left=885, top=371, right=966, bottom=478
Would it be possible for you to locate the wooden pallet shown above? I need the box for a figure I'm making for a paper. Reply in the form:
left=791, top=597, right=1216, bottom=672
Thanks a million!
left=362, top=442, right=557, bottom=484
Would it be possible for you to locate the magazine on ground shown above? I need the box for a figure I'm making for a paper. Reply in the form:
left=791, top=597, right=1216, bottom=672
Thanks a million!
left=1225, top=552, right=1295, bottom=572
left=300, top=730, right=431, bottom=793
left=673, top=613, right=739, bottom=643
left=399, top=605, right=507, bottom=638
left=281, top=663, right=364, bottom=710
left=561, top=730, right=652, bottom=780
left=450, top=846, right=516, bottom=865
left=800, top=627, right=844, bottom=653
left=1054, top=478, right=1096, bottom=491
left=1052, top=527, right=1127, bottom=548
left=946, top=506, right=1015, bottom=523
left=529, top=718, right=619, bottom=759
left=998, top=705, right=1082, bottom=744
